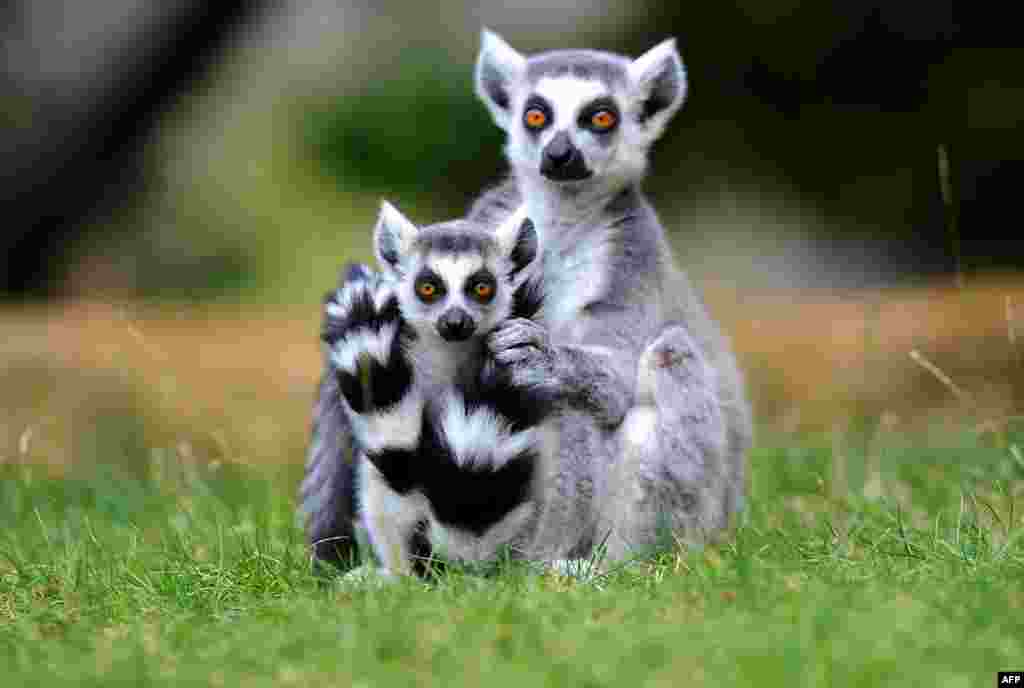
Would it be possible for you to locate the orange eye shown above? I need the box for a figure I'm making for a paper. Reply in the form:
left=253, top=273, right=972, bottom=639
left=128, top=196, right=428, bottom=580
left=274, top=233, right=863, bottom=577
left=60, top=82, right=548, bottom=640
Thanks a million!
left=473, top=282, right=494, bottom=301
left=524, top=108, right=547, bottom=129
left=416, top=281, right=439, bottom=301
left=590, top=110, right=617, bottom=130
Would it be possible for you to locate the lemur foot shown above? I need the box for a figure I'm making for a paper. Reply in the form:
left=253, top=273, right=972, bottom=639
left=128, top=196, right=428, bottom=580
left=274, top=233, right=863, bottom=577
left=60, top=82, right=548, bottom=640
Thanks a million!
left=635, top=323, right=717, bottom=406
left=335, top=563, right=399, bottom=589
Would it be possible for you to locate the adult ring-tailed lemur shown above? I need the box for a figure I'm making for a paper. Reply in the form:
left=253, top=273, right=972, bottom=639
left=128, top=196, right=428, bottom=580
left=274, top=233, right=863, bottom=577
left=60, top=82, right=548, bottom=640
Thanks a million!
left=301, top=31, right=752, bottom=570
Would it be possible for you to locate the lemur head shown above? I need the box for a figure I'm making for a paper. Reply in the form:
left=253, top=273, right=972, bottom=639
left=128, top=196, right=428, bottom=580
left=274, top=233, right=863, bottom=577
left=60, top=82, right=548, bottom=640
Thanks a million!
left=373, top=202, right=539, bottom=343
left=475, top=29, right=687, bottom=192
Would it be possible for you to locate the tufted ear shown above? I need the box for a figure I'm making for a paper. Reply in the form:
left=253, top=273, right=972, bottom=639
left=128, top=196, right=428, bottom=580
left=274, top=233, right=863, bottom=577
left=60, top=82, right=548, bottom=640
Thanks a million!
left=627, top=38, right=687, bottom=140
left=373, top=201, right=419, bottom=278
left=474, top=28, right=526, bottom=131
left=494, top=210, right=539, bottom=284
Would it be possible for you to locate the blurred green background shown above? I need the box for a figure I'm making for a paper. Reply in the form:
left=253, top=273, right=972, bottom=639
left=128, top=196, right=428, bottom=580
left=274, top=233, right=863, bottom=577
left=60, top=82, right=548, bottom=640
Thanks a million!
left=3, top=0, right=1021, bottom=302
left=1, top=0, right=1022, bottom=474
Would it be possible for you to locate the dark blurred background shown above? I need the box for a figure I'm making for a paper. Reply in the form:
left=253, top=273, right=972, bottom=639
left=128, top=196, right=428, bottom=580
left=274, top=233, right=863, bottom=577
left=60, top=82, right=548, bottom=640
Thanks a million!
left=2, top=1, right=1022, bottom=474
left=2, top=0, right=1021, bottom=300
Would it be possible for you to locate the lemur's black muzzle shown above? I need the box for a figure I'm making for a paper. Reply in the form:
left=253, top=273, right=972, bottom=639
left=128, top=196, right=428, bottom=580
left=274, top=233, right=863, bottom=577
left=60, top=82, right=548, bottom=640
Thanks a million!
left=540, top=131, right=591, bottom=181
left=437, top=308, right=476, bottom=342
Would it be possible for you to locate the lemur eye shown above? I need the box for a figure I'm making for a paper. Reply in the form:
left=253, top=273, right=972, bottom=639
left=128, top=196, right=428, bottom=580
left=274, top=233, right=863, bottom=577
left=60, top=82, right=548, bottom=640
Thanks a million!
left=524, top=108, right=548, bottom=130
left=472, top=281, right=494, bottom=302
left=416, top=280, right=441, bottom=303
left=590, top=110, right=617, bottom=131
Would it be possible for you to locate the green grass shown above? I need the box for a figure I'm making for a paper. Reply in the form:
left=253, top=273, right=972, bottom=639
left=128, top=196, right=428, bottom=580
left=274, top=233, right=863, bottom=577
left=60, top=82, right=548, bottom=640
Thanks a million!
left=2, top=431, right=1022, bottom=687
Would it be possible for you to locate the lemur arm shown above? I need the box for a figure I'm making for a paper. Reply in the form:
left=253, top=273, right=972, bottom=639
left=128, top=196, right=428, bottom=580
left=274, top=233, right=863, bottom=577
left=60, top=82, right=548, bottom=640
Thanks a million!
left=489, top=300, right=649, bottom=430
left=555, top=300, right=653, bottom=428
left=553, top=343, right=635, bottom=428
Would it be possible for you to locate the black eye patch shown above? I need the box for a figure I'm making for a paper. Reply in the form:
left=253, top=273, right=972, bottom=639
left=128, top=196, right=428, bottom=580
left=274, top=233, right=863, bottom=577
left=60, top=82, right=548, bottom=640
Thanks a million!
left=464, top=268, right=495, bottom=301
left=522, top=95, right=553, bottom=135
left=464, top=269, right=497, bottom=303
left=414, top=268, right=446, bottom=303
left=578, top=97, right=620, bottom=134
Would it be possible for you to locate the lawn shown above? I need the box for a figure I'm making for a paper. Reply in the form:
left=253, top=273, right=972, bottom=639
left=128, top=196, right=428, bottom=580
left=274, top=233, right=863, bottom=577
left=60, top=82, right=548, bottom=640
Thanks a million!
left=2, top=425, right=1021, bottom=687
left=2, top=279, right=1023, bottom=686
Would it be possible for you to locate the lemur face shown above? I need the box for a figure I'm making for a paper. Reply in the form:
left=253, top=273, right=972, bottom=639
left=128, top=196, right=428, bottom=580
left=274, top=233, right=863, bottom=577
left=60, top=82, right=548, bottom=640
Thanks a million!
left=519, top=76, right=619, bottom=183
left=372, top=202, right=538, bottom=343
left=405, top=244, right=504, bottom=343
left=475, top=31, right=688, bottom=190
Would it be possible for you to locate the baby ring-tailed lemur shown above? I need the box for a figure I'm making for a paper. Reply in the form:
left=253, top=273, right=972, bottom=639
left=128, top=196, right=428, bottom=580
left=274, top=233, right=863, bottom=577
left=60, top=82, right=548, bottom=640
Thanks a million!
left=312, top=202, right=552, bottom=575
left=301, top=31, right=752, bottom=569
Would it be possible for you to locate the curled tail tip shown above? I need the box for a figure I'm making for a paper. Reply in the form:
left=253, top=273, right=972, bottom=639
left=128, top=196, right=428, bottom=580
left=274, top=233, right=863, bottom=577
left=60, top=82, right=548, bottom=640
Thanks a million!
left=340, top=262, right=376, bottom=286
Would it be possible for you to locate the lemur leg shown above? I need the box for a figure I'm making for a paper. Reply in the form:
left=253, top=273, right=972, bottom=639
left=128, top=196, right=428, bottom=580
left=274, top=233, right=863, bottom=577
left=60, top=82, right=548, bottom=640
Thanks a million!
left=601, top=323, right=728, bottom=562
left=325, top=274, right=428, bottom=577
left=358, top=460, right=428, bottom=577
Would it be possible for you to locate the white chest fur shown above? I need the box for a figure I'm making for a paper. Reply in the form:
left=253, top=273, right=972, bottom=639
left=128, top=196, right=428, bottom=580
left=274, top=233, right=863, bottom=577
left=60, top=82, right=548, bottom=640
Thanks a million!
left=534, top=218, right=615, bottom=342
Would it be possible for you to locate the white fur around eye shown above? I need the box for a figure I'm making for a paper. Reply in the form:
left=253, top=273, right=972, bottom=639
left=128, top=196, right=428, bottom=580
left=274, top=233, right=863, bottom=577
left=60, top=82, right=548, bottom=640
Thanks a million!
left=430, top=254, right=485, bottom=290
left=531, top=77, right=609, bottom=131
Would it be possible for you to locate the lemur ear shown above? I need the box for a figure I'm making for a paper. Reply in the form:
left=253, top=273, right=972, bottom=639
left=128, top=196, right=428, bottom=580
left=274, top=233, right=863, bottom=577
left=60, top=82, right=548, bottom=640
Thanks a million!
left=495, top=212, right=539, bottom=283
left=373, top=201, right=418, bottom=277
left=627, top=38, right=687, bottom=140
left=475, top=28, right=526, bottom=131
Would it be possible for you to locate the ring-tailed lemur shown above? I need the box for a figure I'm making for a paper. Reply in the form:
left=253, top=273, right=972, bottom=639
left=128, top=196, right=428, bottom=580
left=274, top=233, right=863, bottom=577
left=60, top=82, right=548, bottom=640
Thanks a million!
left=310, top=203, right=731, bottom=573
left=465, top=30, right=753, bottom=559
left=311, top=202, right=553, bottom=575
left=301, top=32, right=752, bottom=570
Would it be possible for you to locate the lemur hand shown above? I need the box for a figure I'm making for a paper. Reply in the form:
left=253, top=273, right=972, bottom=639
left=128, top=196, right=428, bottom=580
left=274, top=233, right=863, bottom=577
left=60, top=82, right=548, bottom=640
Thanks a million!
left=322, top=267, right=415, bottom=415
left=486, top=317, right=560, bottom=401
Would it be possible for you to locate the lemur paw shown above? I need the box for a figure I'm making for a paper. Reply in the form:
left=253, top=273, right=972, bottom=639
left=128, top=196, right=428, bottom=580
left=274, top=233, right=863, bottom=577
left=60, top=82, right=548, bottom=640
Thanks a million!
left=322, top=266, right=415, bottom=415
left=486, top=318, right=559, bottom=397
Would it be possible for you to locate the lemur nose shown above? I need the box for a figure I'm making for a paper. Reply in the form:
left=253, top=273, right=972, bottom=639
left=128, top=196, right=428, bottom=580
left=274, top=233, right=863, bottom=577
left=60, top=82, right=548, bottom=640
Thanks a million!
left=438, top=308, right=476, bottom=342
left=544, top=132, right=574, bottom=167
left=540, top=131, right=591, bottom=181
